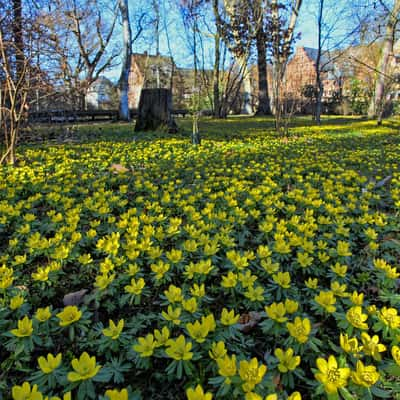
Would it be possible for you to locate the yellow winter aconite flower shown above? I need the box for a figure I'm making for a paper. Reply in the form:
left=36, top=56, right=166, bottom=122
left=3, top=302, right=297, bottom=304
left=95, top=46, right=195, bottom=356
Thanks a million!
left=305, top=277, right=318, bottom=289
left=331, top=262, right=347, bottom=277
left=286, top=317, right=311, bottom=344
left=32, top=266, right=51, bottom=282
left=272, top=271, right=291, bottom=288
left=274, top=348, right=301, bottom=372
left=190, top=283, right=206, bottom=297
left=154, top=326, right=170, bottom=347
left=336, top=241, right=352, bottom=257
left=186, top=384, right=213, bottom=400
left=133, top=334, right=157, bottom=357
left=265, top=302, right=287, bottom=323
left=10, top=295, right=24, bottom=310
left=186, top=320, right=210, bottom=343
left=346, top=306, right=368, bottom=330
left=392, top=346, right=400, bottom=366
left=38, top=353, right=62, bottom=374
left=35, top=306, right=52, bottom=322
left=94, top=273, right=115, bottom=290
left=104, top=388, right=128, bottom=400
left=361, top=332, right=386, bottom=360
left=12, top=382, right=43, bottom=400
left=314, top=291, right=336, bottom=313
left=351, top=360, right=380, bottom=387
left=315, top=355, right=350, bottom=394
left=67, top=352, right=101, bottom=382
left=164, top=284, right=183, bottom=303
left=102, top=319, right=124, bottom=340
left=285, top=299, right=299, bottom=314
left=330, top=281, right=348, bottom=297
left=221, top=271, right=238, bottom=288
left=287, top=393, right=302, bottom=400
left=217, top=354, right=237, bottom=383
left=11, top=316, right=33, bottom=337
left=379, top=307, right=400, bottom=329
left=340, top=333, right=361, bottom=354
left=350, top=291, right=364, bottom=306
left=209, top=341, right=227, bottom=360
left=220, top=308, right=240, bottom=326
left=56, top=305, right=82, bottom=327
left=48, top=392, right=71, bottom=400
left=239, top=357, right=267, bottom=392
left=165, top=335, right=193, bottom=360
left=124, top=277, right=145, bottom=295
left=161, top=305, right=181, bottom=325
left=182, top=297, right=198, bottom=313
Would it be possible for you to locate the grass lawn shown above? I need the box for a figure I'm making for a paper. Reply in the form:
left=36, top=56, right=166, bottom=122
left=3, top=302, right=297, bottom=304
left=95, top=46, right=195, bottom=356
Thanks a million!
left=0, top=116, right=399, bottom=399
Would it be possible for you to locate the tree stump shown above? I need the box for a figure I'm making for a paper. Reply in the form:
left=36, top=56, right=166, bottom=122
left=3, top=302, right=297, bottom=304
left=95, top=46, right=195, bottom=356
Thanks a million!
left=134, top=88, right=178, bottom=133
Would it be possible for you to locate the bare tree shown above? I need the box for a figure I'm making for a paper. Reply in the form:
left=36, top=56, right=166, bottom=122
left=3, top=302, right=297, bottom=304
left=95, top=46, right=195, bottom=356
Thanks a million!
left=368, top=0, right=400, bottom=124
left=118, top=0, right=132, bottom=121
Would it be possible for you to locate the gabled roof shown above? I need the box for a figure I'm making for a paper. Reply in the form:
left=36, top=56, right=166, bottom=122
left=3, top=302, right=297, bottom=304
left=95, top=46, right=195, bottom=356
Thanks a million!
left=302, top=47, right=333, bottom=71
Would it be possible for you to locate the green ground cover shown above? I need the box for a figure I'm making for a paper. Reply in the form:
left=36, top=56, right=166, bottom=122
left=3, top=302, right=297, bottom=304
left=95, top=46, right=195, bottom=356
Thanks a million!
left=0, top=117, right=400, bottom=400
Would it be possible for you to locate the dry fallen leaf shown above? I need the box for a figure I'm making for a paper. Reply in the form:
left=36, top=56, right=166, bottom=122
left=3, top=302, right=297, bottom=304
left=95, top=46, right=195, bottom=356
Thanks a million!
left=110, top=163, right=129, bottom=174
left=238, top=311, right=262, bottom=333
left=63, top=289, right=88, bottom=306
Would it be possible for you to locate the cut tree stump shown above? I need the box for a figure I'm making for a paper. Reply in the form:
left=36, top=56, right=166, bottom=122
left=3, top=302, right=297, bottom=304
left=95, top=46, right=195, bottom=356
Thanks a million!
left=134, top=88, right=178, bottom=133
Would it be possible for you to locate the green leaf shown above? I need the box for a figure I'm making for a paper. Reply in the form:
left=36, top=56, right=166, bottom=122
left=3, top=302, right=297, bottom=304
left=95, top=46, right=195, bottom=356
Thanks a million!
left=371, top=386, right=392, bottom=398
left=384, top=364, right=400, bottom=377
left=339, top=387, right=356, bottom=400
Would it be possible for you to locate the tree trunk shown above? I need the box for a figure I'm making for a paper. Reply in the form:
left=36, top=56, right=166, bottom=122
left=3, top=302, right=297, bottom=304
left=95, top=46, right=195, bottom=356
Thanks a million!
left=134, top=88, right=177, bottom=133
left=12, top=0, right=24, bottom=83
left=118, top=0, right=132, bottom=121
left=255, top=24, right=271, bottom=115
left=315, top=0, right=324, bottom=125
left=241, top=62, right=253, bottom=115
left=368, top=0, right=400, bottom=120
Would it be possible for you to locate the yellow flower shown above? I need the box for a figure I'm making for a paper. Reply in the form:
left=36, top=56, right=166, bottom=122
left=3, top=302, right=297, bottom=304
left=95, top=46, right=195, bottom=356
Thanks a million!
left=154, top=326, right=170, bottom=347
left=340, top=333, right=361, bottom=354
left=245, top=393, right=263, bottom=400
left=10, top=295, right=24, bottom=310
left=186, top=384, right=213, bottom=400
left=305, top=277, right=318, bottom=289
left=314, top=291, right=336, bottom=313
left=102, top=319, right=124, bottom=340
left=12, top=382, right=43, bottom=400
left=133, top=334, right=157, bottom=357
left=331, top=262, right=347, bottom=277
left=392, top=346, right=400, bottom=366
left=285, top=299, right=299, bottom=314
left=165, top=335, right=193, bottom=360
left=221, top=271, right=238, bottom=288
left=94, top=273, right=115, bottom=290
left=265, top=302, right=287, bottom=323
left=315, top=355, right=350, bottom=394
left=379, top=307, right=400, bottom=330
left=48, top=392, right=71, bottom=400
left=38, top=353, right=62, bottom=374
left=239, top=357, right=267, bottom=392
left=105, top=388, right=128, bottom=400
left=165, top=249, right=183, bottom=263
left=67, top=352, right=101, bottom=382
left=330, top=281, right=348, bottom=297
left=272, top=271, right=291, bottom=288
left=56, top=305, right=82, bottom=327
left=124, top=277, right=145, bottom=295
left=182, top=297, right=198, bottom=313
left=161, top=305, right=181, bottom=325
left=220, top=308, right=240, bottom=326
left=274, top=348, right=301, bottom=373
left=361, top=332, right=386, bottom=361
left=11, top=316, right=34, bottom=337
left=209, top=341, right=227, bottom=360
left=164, top=284, right=183, bottom=303
left=244, top=285, right=265, bottom=302
left=32, top=266, right=51, bottom=282
left=336, top=241, right=352, bottom=257
left=186, top=320, right=209, bottom=343
left=35, top=307, right=52, bottom=322
left=346, top=306, right=368, bottom=330
left=203, top=314, right=216, bottom=332
left=350, top=291, right=364, bottom=306
left=351, top=360, right=380, bottom=388
left=190, top=283, right=206, bottom=297
left=286, top=317, right=311, bottom=344
left=288, top=392, right=302, bottom=400
left=216, top=354, right=237, bottom=383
